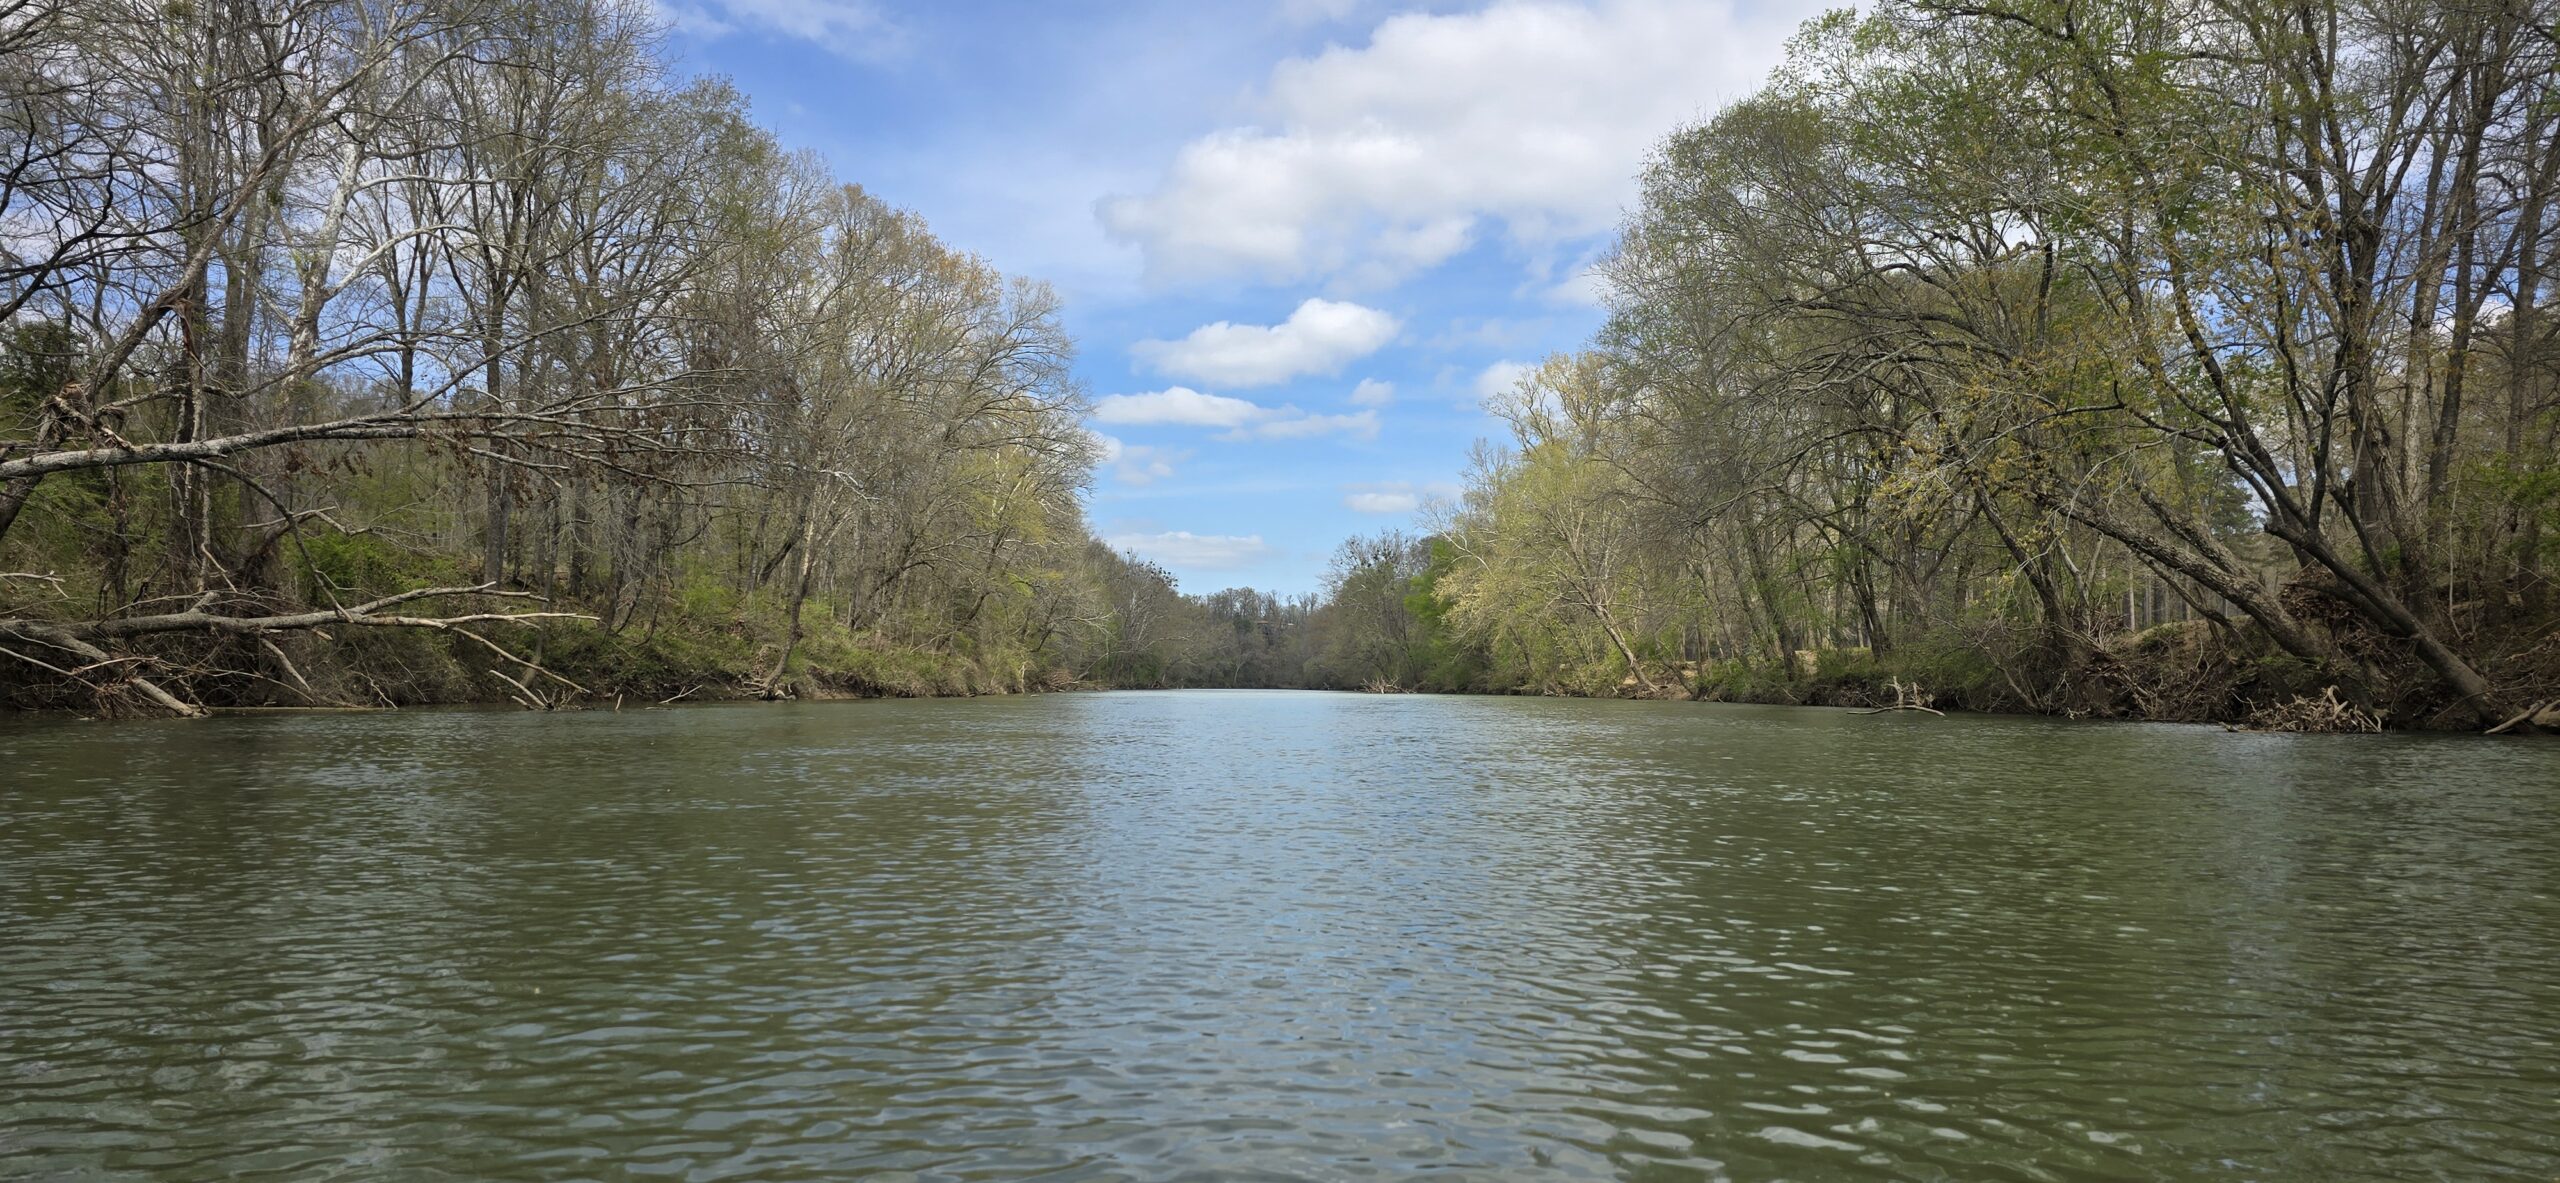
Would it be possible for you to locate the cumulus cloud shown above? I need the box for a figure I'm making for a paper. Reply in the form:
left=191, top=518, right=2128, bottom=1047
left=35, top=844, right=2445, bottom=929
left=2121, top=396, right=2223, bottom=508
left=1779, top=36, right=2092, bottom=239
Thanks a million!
left=652, top=0, right=903, bottom=61
left=1250, top=410, right=1379, bottom=441
left=1428, top=317, right=1548, bottom=352
left=1106, top=530, right=1277, bottom=571
left=1090, top=387, right=1267, bottom=429
left=1092, top=387, right=1380, bottom=442
left=1344, top=489, right=1421, bottom=514
left=1473, top=359, right=1532, bottom=405
left=1282, top=0, right=1375, bottom=24
left=1348, top=378, right=1395, bottom=407
left=1093, top=434, right=1186, bottom=486
left=1098, top=0, right=1815, bottom=284
left=1342, top=480, right=1463, bottom=514
left=1543, top=261, right=1612, bottom=307
left=1132, top=298, right=1400, bottom=388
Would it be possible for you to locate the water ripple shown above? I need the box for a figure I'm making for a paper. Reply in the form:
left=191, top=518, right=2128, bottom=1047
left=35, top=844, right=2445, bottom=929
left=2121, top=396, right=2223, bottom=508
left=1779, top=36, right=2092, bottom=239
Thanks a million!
left=3, top=692, right=2558, bottom=1179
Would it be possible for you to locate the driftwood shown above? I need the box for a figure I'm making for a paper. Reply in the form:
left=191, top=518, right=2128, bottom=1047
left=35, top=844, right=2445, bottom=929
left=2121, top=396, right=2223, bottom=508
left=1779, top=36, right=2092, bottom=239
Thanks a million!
left=2485, top=699, right=2559, bottom=736
left=487, top=665, right=574, bottom=711
left=1858, top=676, right=1943, bottom=716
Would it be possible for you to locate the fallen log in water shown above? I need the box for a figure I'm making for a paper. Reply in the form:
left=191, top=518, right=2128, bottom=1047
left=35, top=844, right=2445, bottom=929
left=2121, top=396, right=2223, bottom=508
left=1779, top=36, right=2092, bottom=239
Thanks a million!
left=2485, top=699, right=2559, bottom=736
left=1859, top=676, right=1942, bottom=716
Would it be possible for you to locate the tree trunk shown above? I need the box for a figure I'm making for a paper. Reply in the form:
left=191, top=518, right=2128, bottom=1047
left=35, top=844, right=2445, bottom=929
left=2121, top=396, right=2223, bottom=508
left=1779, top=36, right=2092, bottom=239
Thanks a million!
left=762, top=508, right=821, bottom=697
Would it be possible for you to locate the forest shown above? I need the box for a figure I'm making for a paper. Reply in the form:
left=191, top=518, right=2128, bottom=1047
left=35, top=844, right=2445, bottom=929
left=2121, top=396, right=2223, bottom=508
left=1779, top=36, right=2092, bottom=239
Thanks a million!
left=5, top=0, right=2557, bottom=731
left=0, top=0, right=1228, bottom=713
left=1293, top=0, right=2560, bottom=733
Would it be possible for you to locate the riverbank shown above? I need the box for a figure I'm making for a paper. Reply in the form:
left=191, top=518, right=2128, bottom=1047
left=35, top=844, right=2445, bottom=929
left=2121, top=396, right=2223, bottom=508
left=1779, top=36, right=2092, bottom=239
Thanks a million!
left=0, top=590, right=1079, bottom=717
left=1356, top=620, right=2560, bottom=735
left=11, top=585, right=2554, bottom=734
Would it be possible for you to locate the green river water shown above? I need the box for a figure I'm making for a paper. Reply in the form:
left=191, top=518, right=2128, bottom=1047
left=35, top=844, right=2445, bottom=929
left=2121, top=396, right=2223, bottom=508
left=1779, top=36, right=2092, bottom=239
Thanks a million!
left=2, top=691, right=2557, bottom=1180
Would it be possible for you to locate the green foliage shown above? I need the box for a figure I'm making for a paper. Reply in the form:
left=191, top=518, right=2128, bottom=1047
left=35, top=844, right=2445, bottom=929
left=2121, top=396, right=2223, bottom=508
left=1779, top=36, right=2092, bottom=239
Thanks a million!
left=10, top=0, right=2552, bottom=731
left=676, top=564, right=746, bottom=622
left=296, top=533, right=461, bottom=601
left=1695, top=658, right=1793, bottom=704
left=0, top=321, right=81, bottom=426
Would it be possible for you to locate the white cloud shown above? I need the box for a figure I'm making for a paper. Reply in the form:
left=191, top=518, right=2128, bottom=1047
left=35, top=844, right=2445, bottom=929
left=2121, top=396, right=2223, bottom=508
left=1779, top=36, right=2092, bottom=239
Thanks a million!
left=1090, top=387, right=1268, bottom=429
left=1106, top=530, right=1277, bottom=571
left=1342, top=479, right=1463, bottom=514
left=1282, top=0, right=1375, bottom=23
left=1543, top=265, right=1611, bottom=307
left=1344, top=490, right=1421, bottom=514
left=1247, top=410, right=1378, bottom=441
left=1115, top=445, right=1183, bottom=485
left=1092, top=387, right=1380, bottom=442
left=1132, top=298, right=1400, bottom=387
left=1093, top=433, right=1186, bottom=485
left=1427, top=317, right=1547, bottom=351
left=1099, top=0, right=1816, bottom=285
left=1348, top=378, right=1395, bottom=407
left=1473, top=359, right=1532, bottom=405
left=652, top=0, right=903, bottom=61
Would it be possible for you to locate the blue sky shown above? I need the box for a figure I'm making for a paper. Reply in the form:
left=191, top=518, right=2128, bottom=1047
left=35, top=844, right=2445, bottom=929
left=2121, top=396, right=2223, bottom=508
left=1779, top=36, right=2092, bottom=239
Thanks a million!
left=656, top=0, right=1831, bottom=596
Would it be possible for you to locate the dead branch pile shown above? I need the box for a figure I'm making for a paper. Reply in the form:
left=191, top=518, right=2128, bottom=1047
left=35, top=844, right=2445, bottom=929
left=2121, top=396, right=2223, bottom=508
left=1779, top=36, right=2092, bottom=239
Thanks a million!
left=2244, top=686, right=2383, bottom=733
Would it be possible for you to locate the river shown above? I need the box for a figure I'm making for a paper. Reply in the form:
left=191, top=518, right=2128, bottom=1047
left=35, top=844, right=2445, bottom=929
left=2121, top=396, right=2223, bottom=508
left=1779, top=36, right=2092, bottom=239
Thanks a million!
left=3, top=691, right=2557, bottom=1179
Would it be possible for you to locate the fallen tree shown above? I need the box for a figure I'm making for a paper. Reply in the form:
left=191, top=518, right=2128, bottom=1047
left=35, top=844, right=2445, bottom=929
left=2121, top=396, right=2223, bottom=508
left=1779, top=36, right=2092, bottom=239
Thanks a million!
left=0, top=584, right=588, bottom=717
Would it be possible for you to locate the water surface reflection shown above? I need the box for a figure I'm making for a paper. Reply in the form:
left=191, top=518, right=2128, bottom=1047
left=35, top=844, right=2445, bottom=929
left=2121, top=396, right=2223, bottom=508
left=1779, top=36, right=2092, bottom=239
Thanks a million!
left=3, top=692, right=2556, bottom=1179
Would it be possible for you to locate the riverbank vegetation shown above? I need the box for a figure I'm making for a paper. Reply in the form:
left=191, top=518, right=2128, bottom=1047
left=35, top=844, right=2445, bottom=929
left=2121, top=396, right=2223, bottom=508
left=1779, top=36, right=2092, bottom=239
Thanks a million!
left=0, top=0, right=1228, bottom=714
left=7, top=0, right=2557, bottom=732
left=1186, top=0, right=2560, bottom=735
left=1286, top=0, right=2560, bottom=733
